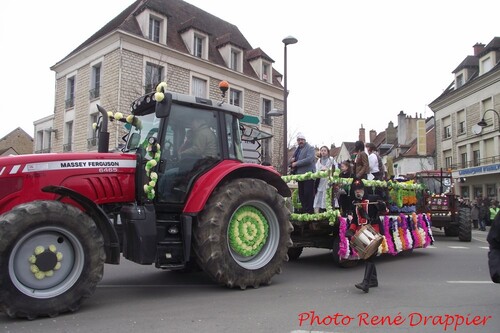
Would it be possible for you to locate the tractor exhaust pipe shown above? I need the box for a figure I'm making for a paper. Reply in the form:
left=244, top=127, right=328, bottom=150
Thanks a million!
left=96, top=105, right=110, bottom=153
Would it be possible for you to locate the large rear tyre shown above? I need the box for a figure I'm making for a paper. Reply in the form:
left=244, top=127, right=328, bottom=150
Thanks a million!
left=0, top=201, right=105, bottom=319
left=458, top=207, right=472, bottom=242
left=287, top=247, right=303, bottom=261
left=444, top=226, right=459, bottom=237
left=193, top=178, right=292, bottom=289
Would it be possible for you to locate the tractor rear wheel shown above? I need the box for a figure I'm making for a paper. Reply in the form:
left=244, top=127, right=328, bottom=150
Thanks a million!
left=193, top=178, right=292, bottom=289
left=458, top=207, right=472, bottom=242
left=0, top=201, right=105, bottom=319
left=287, top=247, right=303, bottom=261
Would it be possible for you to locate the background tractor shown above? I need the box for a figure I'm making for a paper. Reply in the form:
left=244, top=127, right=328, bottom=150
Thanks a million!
left=415, top=169, right=471, bottom=242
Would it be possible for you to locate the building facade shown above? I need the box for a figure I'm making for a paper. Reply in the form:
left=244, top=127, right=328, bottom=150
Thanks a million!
left=429, top=38, right=500, bottom=202
left=37, top=0, right=285, bottom=167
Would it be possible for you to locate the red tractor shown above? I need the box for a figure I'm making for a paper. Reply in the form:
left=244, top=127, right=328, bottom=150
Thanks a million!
left=0, top=82, right=292, bottom=319
left=415, top=169, right=471, bottom=241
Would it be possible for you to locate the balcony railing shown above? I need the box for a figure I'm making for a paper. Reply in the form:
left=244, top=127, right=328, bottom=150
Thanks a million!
left=63, top=143, right=72, bottom=152
left=65, top=98, right=74, bottom=109
left=448, top=154, right=500, bottom=171
left=87, top=137, right=97, bottom=149
left=89, top=87, right=100, bottom=99
left=34, top=148, right=51, bottom=154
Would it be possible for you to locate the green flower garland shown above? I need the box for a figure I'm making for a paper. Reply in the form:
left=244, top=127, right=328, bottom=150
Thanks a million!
left=28, top=245, right=63, bottom=280
left=143, top=142, right=161, bottom=200
left=228, top=206, right=269, bottom=257
left=283, top=172, right=424, bottom=225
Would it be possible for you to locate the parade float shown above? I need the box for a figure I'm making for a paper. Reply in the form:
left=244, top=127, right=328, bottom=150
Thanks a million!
left=283, top=168, right=434, bottom=267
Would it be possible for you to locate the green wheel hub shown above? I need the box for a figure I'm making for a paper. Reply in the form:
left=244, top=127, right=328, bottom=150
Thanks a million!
left=228, top=206, right=269, bottom=257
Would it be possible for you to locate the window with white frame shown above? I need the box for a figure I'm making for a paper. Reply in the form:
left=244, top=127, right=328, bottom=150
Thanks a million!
left=192, top=76, right=207, bottom=98
left=194, top=34, right=204, bottom=58
left=481, top=98, right=494, bottom=126
left=230, top=49, right=241, bottom=71
left=35, top=130, right=44, bottom=153
left=90, top=64, right=101, bottom=99
left=64, top=121, right=73, bottom=152
left=481, top=56, right=493, bottom=74
left=261, top=98, right=272, bottom=125
left=145, top=62, right=164, bottom=93
left=262, top=62, right=270, bottom=82
left=457, top=110, right=465, bottom=134
left=443, top=125, right=451, bottom=139
left=472, top=149, right=480, bottom=166
left=88, top=113, right=98, bottom=149
left=460, top=152, right=468, bottom=168
left=66, top=76, right=75, bottom=109
left=229, top=88, right=242, bottom=107
left=149, top=17, right=161, bottom=42
left=456, top=73, right=464, bottom=88
left=444, top=156, right=452, bottom=169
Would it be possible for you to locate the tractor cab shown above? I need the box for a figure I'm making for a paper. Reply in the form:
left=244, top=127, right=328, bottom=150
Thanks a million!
left=123, top=84, right=245, bottom=204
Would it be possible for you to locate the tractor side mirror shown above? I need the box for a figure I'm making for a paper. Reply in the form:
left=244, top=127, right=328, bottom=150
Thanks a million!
left=155, top=93, right=172, bottom=118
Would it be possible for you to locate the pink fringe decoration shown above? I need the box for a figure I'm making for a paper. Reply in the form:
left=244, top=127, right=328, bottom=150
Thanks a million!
left=399, top=214, right=411, bottom=250
left=411, top=213, right=422, bottom=248
left=383, top=216, right=397, bottom=255
left=338, top=217, right=348, bottom=258
left=418, top=213, right=433, bottom=246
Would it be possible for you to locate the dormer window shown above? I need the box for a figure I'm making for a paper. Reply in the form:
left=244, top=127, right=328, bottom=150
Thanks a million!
left=480, top=56, right=493, bottom=75
left=194, top=34, right=205, bottom=58
left=262, top=62, right=270, bottom=82
left=456, top=73, right=463, bottom=89
left=136, top=9, right=167, bottom=45
left=149, top=17, right=161, bottom=42
left=230, top=48, right=241, bottom=71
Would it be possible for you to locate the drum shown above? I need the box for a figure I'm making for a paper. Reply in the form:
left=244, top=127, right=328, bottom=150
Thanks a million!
left=350, top=224, right=383, bottom=260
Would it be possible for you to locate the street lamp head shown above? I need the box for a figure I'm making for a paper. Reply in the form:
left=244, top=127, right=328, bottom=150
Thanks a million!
left=477, top=118, right=488, bottom=127
left=282, top=36, right=298, bottom=45
left=268, top=108, right=283, bottom=117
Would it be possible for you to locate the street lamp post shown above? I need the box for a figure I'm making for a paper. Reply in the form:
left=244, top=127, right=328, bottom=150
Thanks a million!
left=281, top=36, right=298, bottom=175
left=477, top=108, right=500, bottom=133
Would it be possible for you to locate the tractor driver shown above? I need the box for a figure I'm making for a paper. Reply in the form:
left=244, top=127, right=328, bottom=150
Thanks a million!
left=179, top=117, right=218, bottom=159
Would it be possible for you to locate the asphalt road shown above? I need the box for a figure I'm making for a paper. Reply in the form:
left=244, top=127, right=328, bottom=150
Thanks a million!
left=1, top=228, right=499, bottom=333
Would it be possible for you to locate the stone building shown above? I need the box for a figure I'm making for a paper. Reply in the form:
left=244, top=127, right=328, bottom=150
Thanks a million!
left=429, top=38, right=500, bottom=202
left=0, top=127, right=33, bottom=155
left=36, top=0, right=285, bottom=167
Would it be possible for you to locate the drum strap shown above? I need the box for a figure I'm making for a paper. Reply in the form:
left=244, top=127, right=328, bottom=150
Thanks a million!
left=356, top=199, right=370, bottom=225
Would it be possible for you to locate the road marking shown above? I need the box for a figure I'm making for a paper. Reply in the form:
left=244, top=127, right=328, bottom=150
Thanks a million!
left=97, top=284, right=213, bottom=288
left=479, top=246, right=489, bottom=249
left=447, top=281, right=493, bottom=284
left=448, top=246, right=469, bottom=249
left=291, top=331, right=339, bottom=333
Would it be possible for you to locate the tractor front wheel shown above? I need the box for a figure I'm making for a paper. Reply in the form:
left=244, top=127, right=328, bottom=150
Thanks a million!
left=193, top=178, right=292, bottom=289
left=0, top=201, right=105, bottom=319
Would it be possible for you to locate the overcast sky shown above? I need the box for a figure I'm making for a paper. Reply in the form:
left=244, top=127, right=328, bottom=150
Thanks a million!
left=1, top=0, right=499, bottom=148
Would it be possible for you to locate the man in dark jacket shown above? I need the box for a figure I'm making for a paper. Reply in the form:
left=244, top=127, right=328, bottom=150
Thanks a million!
left=289, top=133, right=316, bottom=213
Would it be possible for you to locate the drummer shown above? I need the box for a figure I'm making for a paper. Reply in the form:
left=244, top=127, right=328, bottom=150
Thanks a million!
left=346, top=179, right=387, bottom=293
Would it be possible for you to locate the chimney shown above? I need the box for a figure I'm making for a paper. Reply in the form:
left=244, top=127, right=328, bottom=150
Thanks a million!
left=416, top=119, right=427, bottom=156
left=359, top=125, right=366, bottom=143
left=369, top=130, right=377, bottom=143
left=385, top=121, right=397, bottom=144
left=473, top=43, right=485, bottom=56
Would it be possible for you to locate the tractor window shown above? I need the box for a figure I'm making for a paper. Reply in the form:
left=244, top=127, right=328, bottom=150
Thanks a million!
left=225, top=113, right=244, bottom=161
left=125, top=112, right=160, bottom=154
left=157, top=104, right=221, bottom=203
left=419, top=176, right=452, bottom=195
